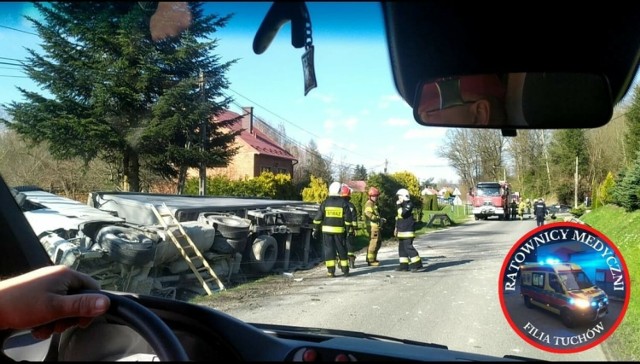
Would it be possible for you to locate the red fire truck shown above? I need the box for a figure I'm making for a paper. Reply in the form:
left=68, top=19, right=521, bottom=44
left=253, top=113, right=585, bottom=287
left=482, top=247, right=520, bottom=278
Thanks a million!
left=470, top=181, right=511, bottom=220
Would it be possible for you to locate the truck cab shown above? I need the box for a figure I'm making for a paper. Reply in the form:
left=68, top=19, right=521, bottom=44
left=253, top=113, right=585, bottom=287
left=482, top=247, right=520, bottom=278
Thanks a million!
left=471, top=181, right=509, bottom=220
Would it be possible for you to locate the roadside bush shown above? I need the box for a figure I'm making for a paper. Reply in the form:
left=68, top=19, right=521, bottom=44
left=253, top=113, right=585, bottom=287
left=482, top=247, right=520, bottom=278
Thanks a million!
left=594, top=171, right=616, bottom=208
left=570, top=205, right=587, bottom=217
left=301, top=175, right=327, bottom=203
left=184, top=171, right=297, bottom=200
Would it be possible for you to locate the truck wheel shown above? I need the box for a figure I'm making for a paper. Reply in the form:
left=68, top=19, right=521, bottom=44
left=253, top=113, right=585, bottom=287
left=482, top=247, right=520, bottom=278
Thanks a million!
left=474, top=215, right=480, bottom=221
left=96, top=226, right=155, bottom=266
left=523, top=295, right=533, bottom=309
left=560, top=308, right=576, bottom=328
left=249, top=235, right=278, bottom=273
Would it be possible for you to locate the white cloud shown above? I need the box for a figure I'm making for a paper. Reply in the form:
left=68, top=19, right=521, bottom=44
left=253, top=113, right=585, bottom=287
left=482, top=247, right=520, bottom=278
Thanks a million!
left=323, top=119, right=336, bottom=132
left=385, top=117, right=409, bottom=126
left=378, top=94, right=403, bottom=109
left=323, top=116, right=358, bottom=133
left=309, top=91, right=335, bottom=104
left=345, top=117, right=358, bottom=131
left=402, top=127, right=447, bottom=140
left=317, top=138, right=334, bottom=154
left=359, top=108, right=371, bottom=116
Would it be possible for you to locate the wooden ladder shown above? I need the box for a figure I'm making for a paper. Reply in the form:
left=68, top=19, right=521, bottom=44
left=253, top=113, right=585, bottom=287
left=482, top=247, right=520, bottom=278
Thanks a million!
left=149, top=203, right=225, bottom=294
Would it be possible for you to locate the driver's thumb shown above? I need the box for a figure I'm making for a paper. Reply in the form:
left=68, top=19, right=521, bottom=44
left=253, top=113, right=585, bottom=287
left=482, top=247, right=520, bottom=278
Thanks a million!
left=56, top=294, right=110, bottom=318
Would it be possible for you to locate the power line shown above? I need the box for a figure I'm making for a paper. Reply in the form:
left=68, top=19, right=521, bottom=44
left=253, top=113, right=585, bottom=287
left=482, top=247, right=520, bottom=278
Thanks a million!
left=0, top=25, right=38, bottom=36
left=0, top=75, right=29, bottom=78
left=226, top=88, right=389, bottom=162
left=0, top=56, right=25, bottom=63
left=226, top=98, right=376, bottom=174
left=0, top=61, right=23, bottom=67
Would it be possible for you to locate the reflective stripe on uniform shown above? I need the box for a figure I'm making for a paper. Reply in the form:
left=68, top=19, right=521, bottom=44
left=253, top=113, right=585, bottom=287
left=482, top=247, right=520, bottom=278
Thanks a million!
left=397, top=231, right=415, bottom=238
left=322, top=226, right=345, bottom=233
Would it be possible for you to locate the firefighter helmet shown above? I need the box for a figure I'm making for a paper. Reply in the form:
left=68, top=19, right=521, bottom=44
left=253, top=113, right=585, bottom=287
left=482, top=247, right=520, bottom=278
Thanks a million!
left=368, top=187, right=380, bottom=197
left=340, top=184, right=352, bottom=197
left=396, top=188, right=410, bottom=201
left=329, top=181, right=342, bottom=196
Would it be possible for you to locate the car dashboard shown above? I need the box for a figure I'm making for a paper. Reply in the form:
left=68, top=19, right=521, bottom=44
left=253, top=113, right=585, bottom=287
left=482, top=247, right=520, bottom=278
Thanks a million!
left=2, top=293, right=538, bottom=362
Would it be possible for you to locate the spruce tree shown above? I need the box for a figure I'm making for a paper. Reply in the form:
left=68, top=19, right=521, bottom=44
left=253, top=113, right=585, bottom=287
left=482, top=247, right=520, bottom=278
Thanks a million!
left=3, top=2, right=238, bottom=191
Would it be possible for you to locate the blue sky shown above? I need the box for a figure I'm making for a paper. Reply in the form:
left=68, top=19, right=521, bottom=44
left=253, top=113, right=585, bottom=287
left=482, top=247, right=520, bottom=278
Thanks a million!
left=0, top=2, right=459, bottom=183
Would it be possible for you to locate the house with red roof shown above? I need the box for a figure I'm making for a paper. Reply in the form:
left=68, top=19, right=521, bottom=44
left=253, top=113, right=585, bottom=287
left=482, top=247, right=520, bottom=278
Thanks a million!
left=201, top=106, right=297, bottom=179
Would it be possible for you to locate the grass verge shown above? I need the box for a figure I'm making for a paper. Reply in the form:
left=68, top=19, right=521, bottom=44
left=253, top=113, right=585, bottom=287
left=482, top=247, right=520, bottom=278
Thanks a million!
left=580, top=205, right=640, bottom=361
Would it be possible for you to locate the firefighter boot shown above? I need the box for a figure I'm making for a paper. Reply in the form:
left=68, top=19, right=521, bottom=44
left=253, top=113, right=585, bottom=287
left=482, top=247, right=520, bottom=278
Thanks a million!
left=395, top=263, right=409, bottom=271
left=327, top=267, right=335, bottom=278
left=410, top=258, right=424, bottom=272
left=341, top=266, right=350, bottom=277
left=367, top=252, right=380, bottom=266
left=348, top=255, right=356, bottom=269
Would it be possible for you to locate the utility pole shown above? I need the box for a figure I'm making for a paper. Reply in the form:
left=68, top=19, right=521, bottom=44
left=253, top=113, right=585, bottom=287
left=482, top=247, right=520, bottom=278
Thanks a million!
left=199, top=69, right=207, bottom=196
left=575, top=156, right=578, bottom=208
left=384, top=159, right=388, bottom=174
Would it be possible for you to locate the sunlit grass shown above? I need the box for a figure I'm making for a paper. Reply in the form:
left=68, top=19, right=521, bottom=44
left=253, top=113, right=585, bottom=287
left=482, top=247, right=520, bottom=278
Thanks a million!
left=581, top=205, right=640, bottom=361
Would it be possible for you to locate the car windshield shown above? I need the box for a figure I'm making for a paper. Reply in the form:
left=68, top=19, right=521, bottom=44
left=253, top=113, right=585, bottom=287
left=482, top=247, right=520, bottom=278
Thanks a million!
left=559, top=271, right=595, bottom=291
left=0, top=2, right=637, bottom=362
left=477, top=187, right=502, bottom=197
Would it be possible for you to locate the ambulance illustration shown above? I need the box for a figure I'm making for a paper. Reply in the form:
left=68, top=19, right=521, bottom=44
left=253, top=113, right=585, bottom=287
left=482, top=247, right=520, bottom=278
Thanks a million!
left=519, top=262, right=609, bottom=328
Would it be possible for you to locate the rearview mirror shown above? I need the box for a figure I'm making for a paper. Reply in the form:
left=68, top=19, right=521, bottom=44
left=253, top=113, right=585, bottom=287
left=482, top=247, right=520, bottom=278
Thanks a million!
left=413, top=73, right=613, bottom=130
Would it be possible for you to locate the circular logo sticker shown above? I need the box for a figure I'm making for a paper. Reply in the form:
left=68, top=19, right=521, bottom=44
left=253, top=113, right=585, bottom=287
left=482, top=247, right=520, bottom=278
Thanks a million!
left=499, top=222, right=630, bottom=354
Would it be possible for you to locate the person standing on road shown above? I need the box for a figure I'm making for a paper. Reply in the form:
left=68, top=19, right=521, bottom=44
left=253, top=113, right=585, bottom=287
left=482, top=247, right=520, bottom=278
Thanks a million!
left=340, top=184, right=359, bottom=269
left=313, top=181, right=354, bottom=277
left=510, top=198, right=518, bottom=220
left=394, top=188, right=424, bottom=272
left=518, top=199, right=526, bottom=221
left=364, top=187, right=385, bottom=266
left=533, top=198, right=547, bottom=227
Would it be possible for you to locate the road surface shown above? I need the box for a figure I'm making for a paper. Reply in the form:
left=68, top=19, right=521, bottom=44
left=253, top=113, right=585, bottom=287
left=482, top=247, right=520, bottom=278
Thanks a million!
left=212, top=217, right=609, bottom=361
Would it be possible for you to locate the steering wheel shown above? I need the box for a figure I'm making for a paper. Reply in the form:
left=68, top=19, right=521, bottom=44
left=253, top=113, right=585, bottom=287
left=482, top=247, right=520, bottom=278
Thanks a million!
left=0, top=290, right=189, bottom=362
left=82, top=290, right=189, bottom=361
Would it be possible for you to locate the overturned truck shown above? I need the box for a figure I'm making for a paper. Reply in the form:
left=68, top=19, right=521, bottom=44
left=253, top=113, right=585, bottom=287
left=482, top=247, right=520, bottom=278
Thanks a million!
left=14, top=188, right=320, bottom=299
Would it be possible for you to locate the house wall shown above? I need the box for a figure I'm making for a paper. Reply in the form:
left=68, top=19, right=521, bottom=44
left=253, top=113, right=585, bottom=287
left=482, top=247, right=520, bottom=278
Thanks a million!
left=254, top=154, right=294, bottom=177
left=193, top=141, right=294, bottom=180
left=206, top=141, right=256, bottom=180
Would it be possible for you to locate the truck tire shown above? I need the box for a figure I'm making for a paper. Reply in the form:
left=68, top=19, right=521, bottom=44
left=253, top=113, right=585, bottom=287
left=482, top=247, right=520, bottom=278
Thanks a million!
left=96, top=226, right=156, bottom=266
left=523, top=295, right=533, bottom=309
left=249, top=235, right=278, bottom=273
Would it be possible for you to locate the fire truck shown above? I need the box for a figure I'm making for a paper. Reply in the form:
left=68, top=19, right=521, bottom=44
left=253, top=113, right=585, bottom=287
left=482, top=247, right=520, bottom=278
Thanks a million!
left=470, top=181, right=511, bottom=220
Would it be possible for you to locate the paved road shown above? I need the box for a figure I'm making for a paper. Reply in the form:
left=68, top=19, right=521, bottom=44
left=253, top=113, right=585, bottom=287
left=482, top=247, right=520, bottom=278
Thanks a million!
left=220, top=218, right=608, bottom=361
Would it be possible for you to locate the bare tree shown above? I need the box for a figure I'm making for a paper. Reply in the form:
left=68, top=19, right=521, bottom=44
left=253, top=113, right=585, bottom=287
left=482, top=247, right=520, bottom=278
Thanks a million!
left=586, top=109, right=628, bottom=187
left=438, top=129, right=477, bottom=189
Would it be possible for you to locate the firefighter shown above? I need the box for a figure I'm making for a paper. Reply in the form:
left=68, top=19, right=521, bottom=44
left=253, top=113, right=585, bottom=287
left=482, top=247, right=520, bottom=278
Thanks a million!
left=518, top=198, right=526, bottom=220
left=313, top=181, right=353, bottom=277
left=364, top=186, right=385, bottom=266
left=340, top=184, right=359, bottom=269
left=394, top=188, right=423, bottom=272
left=525, top=198, right=532, bottom=216
left=533, top=198, right=547, bottom=227
left=510, top=198, right=518, bottom=220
